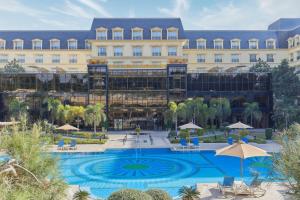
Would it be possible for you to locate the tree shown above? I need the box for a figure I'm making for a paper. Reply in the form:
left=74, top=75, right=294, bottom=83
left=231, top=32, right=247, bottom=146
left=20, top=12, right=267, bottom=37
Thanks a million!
left=47, top=98, right=62, bottom=124
left=209, top=98, right=231, bottom=127
left=8, top=98, right=28, bottom=120
left=249, top=58, right=271, bottom=73
left=0, top=123, right=67, bottom=199
left=73, top=190, right=90, bottom=200
left=84, top=103, right=106, bottom=134
left=273, top=123, right=300, bottom=198
left=168, top=101, right=179, bottom=132
left=69, top=106, right=85, bottom=129
left=57, top=104, right=70, bottom=124
left=178, top=186, right=200, bottom=200
left=3, top=59, right=25, bottom=73
left=145, top=189, right=172, bottom=200
left=272, top=59, right=300, bottom=129
left=108, top=189, right=152, bottom=200
left=243, top=102, right=262, bottom=126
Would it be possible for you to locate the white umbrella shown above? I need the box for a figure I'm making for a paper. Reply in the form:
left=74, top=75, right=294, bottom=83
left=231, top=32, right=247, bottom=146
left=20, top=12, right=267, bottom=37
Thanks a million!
left=56, top=124, right=79, bottom=131
left=226, top=121, right=253, bottom=129
left=216, top=141, right=270, bottom=179
left=179, top=122, right=202, bottom=130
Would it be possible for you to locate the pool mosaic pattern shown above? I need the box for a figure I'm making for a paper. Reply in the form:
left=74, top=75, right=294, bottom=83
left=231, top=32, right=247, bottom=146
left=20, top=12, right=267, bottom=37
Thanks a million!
left=55, top=148, right=272, bottom=198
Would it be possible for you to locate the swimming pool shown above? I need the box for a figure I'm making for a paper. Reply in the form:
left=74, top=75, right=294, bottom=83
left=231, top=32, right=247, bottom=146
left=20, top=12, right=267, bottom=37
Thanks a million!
left=55, top=148, right=273, bottom=198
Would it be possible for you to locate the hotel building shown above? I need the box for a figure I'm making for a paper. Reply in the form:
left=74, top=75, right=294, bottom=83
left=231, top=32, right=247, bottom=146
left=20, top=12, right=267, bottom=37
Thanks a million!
left=0, top=18, right=299, bottom=129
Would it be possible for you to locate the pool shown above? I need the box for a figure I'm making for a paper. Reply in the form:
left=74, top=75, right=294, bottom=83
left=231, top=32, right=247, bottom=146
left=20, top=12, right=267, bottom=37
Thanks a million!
left=55, top=148, right=273, bottom=198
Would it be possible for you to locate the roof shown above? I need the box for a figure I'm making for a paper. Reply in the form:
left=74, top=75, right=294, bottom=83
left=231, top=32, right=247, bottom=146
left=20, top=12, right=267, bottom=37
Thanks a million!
left=90, top=18, right=186, bottom=40
left=268, top=18, right=300, bottom=30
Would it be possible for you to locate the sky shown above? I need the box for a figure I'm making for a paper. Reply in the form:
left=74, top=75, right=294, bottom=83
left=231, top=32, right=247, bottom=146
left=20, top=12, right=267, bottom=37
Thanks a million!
left=0, top=0, right=299, bottom=30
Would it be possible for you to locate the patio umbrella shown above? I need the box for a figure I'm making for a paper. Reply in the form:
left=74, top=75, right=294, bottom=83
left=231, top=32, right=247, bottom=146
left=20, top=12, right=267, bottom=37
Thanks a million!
left=56, top=124, right=79, bottom=131
left=0, top=122, right=19, bottom=127
left=216, top=141, right=270, bottom=179
left=226, top=121, right=253, bottom=129
left=179, top=122, right=202, bottom=130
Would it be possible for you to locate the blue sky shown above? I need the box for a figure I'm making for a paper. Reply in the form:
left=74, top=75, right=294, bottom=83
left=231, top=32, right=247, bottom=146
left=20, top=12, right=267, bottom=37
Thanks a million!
left=0, top=0, right=299, bottom=30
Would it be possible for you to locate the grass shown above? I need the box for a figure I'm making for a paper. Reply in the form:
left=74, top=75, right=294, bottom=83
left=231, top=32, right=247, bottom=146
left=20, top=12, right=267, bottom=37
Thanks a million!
left=41, top=134, right=107, bottom=145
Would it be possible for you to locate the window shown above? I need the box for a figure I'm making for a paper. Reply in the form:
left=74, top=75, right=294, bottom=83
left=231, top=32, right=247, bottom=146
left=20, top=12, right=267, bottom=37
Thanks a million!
left=85, top=40, right=91, bottom=49
left=183, top=54, right=188, bottom=60
left=231, top=39, right=240, bottom=49
left=96, top=29, right=107, bottom=40
left=133, top=46, right=142, bottom=57
left=231, top=54, right=239, bottom=63
left=266, top=54, right=274, bottom=62
left=98, top=46, right=107, bottom=56
left=50, top=39, right=60, bottom=50
left=68, top=39, right=77, bottom=50
left=215, top=54, right=222, bottom=63
left=69, top=55, right=77, bottom=64
left=197, top=54, right=205, bottom=63
left=214, top=39, right=223, bottom=49
left=197, top=39, right=206, bottom=49
left=152, top=46, right=161, bottom=56
left=151, top=29, right=162, bottom=40
left=0, top=54, right=8, bottom=63
left=290, top=53, right=294, bottom=62
left=17, top=54, right=25, bottom=63
left=113, top=46, right=123, bottom=56
left=297, top=51, right=300, bottom=60
left=183, top=40, right=189, bottom=49
left=167, top=29, right=178, bottom=40
left=249, top=54, right=257, bottom=62
left=249, top=39, right=258, bottom=49
left=266, top=39, right=275, bottom=49
left=13, top=39, right=23, bottom=50
left=132, top=29, right=143, bottom=40
left=288, top=38, right=294, bottom=48
left=32, top=39, right=42, bottom=50
left=35, top=54, right=43, bottom=63
left=113, top=30, right=123, bottom=40
left=0, top=40, right=5, bottom=49
left=168, top=46, right=177, bottom=56
left=52, top=54, right=60, bottom=64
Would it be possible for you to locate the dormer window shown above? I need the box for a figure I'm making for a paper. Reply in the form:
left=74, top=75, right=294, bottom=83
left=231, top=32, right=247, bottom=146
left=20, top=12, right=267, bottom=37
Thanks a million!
left=13, top=39, right=23, bottom=50
left=183, top=40, right=189, bottom=49
left=132, top=28, right=143, bottom=40
left=112, top=28, right=123, bottom=40
left=288, top=38, right=294, bottom=48
left=197, top=39, right=206, bottom=49
left=231, top=39, right=240, bottom=49
left=214, top=39, right=223, bottom=49
left=85, top=40, right=91, bottom=49
left=0, top=39, right=5, bottom=49
left=294, top=35, right=300, bottom=46
left=167, top=28, right=178, bottom=40
left=32, top=39, right=42, bottom=50
left=249, top=39, right=258, bottom=49
left=151, top=28, right=162, bottom=40
left=68, top=39, right=77, bottom=50
left=266, top=39, right=275, bottom=49
left=96, top=28, right=107, bottom=40
left=50, top=39, right=60, bottom=50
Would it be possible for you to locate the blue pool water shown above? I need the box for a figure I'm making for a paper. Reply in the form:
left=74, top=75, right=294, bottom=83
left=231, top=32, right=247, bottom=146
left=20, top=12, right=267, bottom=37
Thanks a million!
left=54, top=148, right=274, bottom=198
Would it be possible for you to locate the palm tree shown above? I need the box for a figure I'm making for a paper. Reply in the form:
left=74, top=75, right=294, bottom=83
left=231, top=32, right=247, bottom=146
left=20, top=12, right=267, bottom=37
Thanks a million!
left=69, top=106, right=85, bottom=129
left=73, top=190, right=90, bottom=200
left=8, top=98, right=28, bottom=120
left=178, top=186, right=200, bottom=200
left=47, top=98, right=62, bottom=124
left=168, top=101, right=179, bottom=133
left=84, top=103, right=106, bottom=134
left=210, top=98, right=231, bottom=127
left=243, top=102, right=262, bottom=126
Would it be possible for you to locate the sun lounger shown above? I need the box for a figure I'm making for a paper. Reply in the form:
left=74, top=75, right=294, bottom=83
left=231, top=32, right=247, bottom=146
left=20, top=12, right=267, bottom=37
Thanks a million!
left=191, top=137, right=200, bottom=149
left=179, top=138, right=188, bottom=149
left=227, top=137, right=234, bottom=145
left=57, top=140, right=65, bottom=150
left=217, top=176, right=235, bottom=196
left=69, top=140, right=77, bottom=150
left=235, top=178, right=266, bottom=197
left=242, top=137, right=249, bottom=143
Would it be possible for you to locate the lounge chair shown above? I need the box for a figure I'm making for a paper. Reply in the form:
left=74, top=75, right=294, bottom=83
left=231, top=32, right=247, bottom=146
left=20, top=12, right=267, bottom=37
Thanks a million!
left=57, top=140, right=65, bottom=150
left=227, top=137, right=234, bottom=145
left=191, top=137, right=200, bottom=149
left=69, top=140, right=77, bottom=150
left=179, top=138, right=188, bottom=149
left=217, top=176, right=235, bottom=196
left=242, top=137, right=249, bottom=143
left=236, top=177, right=266, bottom=197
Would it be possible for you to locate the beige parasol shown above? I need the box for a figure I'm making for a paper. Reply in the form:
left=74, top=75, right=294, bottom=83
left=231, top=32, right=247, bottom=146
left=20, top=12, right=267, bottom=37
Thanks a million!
left=226, top=121, right=253, bottom=129
left=179, top=122, right=202, bottom=130
left=216, top=141, right=270, bottom=178
left=56, top=124, right=79, bottom=131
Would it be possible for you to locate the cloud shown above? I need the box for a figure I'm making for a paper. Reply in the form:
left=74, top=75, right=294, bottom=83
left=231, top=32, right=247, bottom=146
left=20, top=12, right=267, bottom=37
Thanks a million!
left=158, top=0, right=190, bottom=18
left=77, top=0, right=112, bottom=17
left=0, top=0, right=46, bottom=17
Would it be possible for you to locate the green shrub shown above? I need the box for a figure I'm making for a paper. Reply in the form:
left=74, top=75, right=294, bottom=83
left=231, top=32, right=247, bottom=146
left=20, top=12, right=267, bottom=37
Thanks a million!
left=168, top=130, right=177, bottom=138
left=179, top=129, right=189, bottom=139
left=145, top=189, right=172, bottom=200
left=265, top=128, right=273, bottom=140
left=170, top=138, right=179, bottom=144
left=108, top=189, right=152, bottom=200
left=238, top=129, right=250, bottom=138
left=196, top=129, right=204, bottom=136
